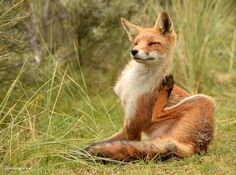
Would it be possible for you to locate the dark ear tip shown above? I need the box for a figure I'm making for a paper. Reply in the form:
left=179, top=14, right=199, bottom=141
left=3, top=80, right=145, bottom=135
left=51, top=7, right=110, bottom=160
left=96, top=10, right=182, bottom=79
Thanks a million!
left=160, top=11, right=170, bottom=17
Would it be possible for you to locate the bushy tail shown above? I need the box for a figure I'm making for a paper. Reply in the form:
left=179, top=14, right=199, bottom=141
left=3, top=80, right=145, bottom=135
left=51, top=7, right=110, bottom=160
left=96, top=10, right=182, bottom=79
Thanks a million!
left=79, top=139, right=191, bottom=161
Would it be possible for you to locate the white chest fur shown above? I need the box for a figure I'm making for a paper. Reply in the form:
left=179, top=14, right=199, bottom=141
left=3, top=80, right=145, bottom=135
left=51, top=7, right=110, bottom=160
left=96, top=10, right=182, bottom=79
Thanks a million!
left=114, top=60, right=165, bottom=122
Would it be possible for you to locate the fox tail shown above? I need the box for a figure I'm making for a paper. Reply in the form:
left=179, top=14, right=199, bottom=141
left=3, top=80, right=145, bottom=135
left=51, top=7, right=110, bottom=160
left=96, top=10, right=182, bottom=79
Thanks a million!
left=76, top=139, right=193, bottom=162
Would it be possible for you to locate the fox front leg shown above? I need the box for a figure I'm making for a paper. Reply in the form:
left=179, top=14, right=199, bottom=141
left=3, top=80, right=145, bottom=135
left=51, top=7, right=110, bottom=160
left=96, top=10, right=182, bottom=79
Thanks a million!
left=152, top=74, right=174, bottom=121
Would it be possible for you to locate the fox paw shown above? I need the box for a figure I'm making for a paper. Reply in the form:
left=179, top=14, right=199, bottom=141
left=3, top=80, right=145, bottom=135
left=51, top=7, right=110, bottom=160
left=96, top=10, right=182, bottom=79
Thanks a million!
left=162, top=74, right=174, bottom=97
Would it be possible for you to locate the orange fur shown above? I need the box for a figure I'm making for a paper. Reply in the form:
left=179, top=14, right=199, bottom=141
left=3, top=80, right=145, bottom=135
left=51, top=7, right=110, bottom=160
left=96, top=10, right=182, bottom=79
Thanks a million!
left=82, top=12, right=215, bottom=161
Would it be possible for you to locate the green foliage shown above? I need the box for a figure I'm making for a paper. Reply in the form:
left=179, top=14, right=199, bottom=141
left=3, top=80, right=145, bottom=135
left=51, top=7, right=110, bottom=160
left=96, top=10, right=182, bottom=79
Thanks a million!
left=0, top=0, right=29, bottom=56
left=0, top=0, right=33, bottom=87
left=170, top=0, right=236, bottom=93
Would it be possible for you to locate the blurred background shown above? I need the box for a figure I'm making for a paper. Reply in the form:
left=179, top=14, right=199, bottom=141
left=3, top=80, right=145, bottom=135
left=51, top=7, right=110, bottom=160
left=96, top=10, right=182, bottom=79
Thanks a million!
left=0, top=0, right=236, bottom=174
left=1, top=0, right=235, bottom=93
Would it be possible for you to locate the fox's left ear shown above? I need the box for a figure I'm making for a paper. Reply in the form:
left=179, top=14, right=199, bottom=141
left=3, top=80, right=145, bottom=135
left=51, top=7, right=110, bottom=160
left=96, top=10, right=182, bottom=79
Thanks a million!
left=121, top=18, right=143, bottom=41
left=154, top=12, right=173, bottom=35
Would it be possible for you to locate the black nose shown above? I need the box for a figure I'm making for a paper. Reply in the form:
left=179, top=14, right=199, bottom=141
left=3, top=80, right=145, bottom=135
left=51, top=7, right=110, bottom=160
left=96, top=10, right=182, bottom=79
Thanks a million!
left=131, top=49, right=139, bottom=56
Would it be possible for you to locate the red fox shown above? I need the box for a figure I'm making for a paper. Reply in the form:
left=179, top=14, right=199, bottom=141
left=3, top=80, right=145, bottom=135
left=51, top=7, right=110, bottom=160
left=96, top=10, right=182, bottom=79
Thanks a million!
left=81, top=12, right=215, bottom=161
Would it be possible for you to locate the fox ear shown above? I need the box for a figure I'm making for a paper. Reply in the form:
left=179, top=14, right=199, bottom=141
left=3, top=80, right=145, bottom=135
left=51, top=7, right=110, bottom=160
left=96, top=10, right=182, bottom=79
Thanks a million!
left=121, top=18, right=142, bottom=41
left=154, top=12, right=173, bottom=35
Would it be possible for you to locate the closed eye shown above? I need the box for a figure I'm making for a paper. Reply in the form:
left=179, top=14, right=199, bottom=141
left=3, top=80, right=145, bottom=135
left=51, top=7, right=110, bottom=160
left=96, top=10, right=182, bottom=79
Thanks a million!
left=148, top=42, right=161, bottom=46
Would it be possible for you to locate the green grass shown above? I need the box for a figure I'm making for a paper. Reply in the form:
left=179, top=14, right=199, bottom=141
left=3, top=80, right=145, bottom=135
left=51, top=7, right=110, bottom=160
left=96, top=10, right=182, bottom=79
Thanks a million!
left=0, top=0, right=236, bottom=174
left=0, top=65, right=235, bottom=175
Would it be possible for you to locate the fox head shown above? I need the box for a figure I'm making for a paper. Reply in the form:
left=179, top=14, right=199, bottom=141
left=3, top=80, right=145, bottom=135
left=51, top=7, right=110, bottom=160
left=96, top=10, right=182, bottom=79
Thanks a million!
left=121, top=12, right=176, bottom=66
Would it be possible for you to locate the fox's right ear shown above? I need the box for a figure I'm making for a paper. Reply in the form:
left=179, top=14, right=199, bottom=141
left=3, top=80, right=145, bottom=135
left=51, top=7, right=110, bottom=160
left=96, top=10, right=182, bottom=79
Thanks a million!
left=121, top=18, right=142, bottom=41
left=154, top=11, right=173, bottom=35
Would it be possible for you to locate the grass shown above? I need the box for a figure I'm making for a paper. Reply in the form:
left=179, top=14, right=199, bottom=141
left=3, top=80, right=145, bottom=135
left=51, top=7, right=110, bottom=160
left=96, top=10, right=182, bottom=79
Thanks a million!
left=0, top=64, right=235, bottom=174
left=0, top=0, right=236, bottom=174
left=0, top=55, right=235, bottom=175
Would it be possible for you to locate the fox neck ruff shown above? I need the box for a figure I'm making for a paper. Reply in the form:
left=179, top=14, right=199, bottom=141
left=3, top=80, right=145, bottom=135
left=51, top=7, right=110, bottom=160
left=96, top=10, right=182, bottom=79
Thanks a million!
left=114, top=59, right=172, bottom=123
